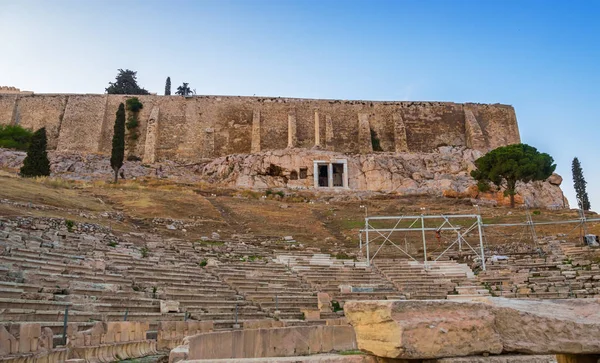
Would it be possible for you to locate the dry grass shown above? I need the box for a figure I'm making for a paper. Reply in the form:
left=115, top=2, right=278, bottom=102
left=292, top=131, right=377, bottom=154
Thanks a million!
left=0, top=174, right=108, bottom=211
left=0, top=171, right=597, bottom=250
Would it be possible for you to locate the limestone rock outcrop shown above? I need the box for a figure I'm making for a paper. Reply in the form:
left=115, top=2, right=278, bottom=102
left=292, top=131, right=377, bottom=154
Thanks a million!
left=344, top=298, right=600, bottom=360
left=0, top=146, right=568, bottom=209
left=201, top=147, right=568, bottom=209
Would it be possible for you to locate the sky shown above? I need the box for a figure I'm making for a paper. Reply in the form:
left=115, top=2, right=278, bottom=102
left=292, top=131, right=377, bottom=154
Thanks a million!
left=0, top=0, right=598, bottom=209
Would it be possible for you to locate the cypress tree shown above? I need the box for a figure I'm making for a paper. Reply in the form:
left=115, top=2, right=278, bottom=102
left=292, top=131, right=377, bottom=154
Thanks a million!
left=572, top=157, right=591, bottom=211
left=165, top=77, right=171, bottom=96
left=20, top=127, right=50, bottom=177
left=111, top=103, right=126, bottom=183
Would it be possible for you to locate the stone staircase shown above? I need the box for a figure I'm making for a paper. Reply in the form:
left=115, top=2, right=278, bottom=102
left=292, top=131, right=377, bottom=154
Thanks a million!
left=213, top=260, right=317, bottom=320
left=373, top=260, right=475, bottom=300
left=274, top=253, right=403, bottom=313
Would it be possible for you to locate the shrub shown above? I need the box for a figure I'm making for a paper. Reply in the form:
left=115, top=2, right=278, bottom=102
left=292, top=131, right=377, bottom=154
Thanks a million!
left=107, top=241, right=118, bottom=247
left=199, top=259, right=208, bottom=267
left=0, top=124, right=33, bottom=150
left=140, top=247, right=149, bottom=258
left=331, top=300, right=342, bottom=312
left=370, top=128, right=383, bottom=152
left=126, top=97, right=143, bottom=112
left=125, top=116, right=139, bottom=130
left=65, top=219, right=75, bottom=232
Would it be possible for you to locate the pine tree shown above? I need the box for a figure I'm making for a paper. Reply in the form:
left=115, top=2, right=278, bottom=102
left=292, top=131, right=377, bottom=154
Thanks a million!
left=165, top=77, right=171, bottom=96
left=106, top=69, right=150, bottom=95
left=110, top=103, right=126, bottom=183
left=20, top=127, right=50, bottom=177
left=572, top=157, right=591, bottom=211
left=471, top=144, right=556, bottom=208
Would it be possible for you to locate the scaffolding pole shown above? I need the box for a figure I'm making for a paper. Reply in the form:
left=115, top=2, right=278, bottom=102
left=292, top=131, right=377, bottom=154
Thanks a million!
left=421, top=215, right=428, bottom=270
left=365, top=217, right=370, bottom=267
left=477, top=215, right=486, bottom=271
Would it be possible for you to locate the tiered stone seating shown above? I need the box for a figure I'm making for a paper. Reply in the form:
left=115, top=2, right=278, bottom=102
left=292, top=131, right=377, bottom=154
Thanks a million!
left=477, top=238, right=600, bottom=299
left=213, top=261, right=317, bottom=320
left=374, top=260, right=475, bottom=299
left=0, top=217, right=269, bottom=336
left=275, top=254, right=402, bottom=311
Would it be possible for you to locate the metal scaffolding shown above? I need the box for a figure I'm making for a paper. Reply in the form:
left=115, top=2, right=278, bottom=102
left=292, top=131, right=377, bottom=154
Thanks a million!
left=361, top=214, right=486, bottom=270
left=359, top=211, right=600, bottom=271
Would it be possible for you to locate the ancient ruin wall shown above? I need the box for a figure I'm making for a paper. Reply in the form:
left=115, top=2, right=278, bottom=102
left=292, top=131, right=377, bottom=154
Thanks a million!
left=0, top=94, right=520, bottom=162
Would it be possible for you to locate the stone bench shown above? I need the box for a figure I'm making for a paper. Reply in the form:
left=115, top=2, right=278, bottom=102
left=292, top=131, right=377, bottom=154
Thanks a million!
left=0, top=323, right=67, bottom=363
left=66, top=321, right=157, bottom=362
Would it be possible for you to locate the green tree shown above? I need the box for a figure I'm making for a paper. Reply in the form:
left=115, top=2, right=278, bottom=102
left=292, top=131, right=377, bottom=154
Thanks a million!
left=572, top=157, right=591, bottom=211
left=471, top=143, right=556, bottom=208
left=175, top=82, right=192, bottom=96
left=0, top=124, right=33, bottom=151
left=106, top=69, right=150, bottom=95
left=110, top=103, right=126, bottom=183
left=20, top=127, right=50, bottom=177
left=165, top=77, right=171, bottom=96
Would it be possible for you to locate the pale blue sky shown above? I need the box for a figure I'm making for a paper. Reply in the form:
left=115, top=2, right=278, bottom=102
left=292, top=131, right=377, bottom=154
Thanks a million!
left=1, top=0, right=598, bottom=209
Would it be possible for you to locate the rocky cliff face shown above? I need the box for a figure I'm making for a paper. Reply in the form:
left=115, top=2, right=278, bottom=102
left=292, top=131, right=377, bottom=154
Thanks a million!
left=0, top=147, right=568, bottom=209
left=201, top=147, right=568, bottom=209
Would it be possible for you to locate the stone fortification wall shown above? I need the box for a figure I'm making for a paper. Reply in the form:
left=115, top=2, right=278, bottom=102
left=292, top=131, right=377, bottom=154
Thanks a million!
left=0, top=93, right=520, bottom=162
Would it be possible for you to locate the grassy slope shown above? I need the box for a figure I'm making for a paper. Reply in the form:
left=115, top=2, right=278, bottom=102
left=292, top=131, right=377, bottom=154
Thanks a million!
left=0, top=171, right=598, bottom=253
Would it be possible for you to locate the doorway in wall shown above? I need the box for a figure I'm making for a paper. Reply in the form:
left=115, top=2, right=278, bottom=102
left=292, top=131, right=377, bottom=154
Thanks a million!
left=318, top=164, right=329, bottom=187
left=332, top=163, right=344, bottom=187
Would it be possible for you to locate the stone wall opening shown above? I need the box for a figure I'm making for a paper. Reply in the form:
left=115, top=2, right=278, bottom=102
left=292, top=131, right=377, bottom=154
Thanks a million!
left=299, top=167, right=308, bottom=179
left=313, top=160, right=348, bottom=188
left=332, top=163, right=344, bottom=187
left=318, top=164, right=329, bottom=187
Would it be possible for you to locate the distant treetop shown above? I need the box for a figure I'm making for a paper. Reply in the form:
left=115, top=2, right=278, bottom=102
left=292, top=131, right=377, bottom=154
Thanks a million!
left=175, top=82, right=193, bottom=96
left=106, top=69, right=150, bottom=95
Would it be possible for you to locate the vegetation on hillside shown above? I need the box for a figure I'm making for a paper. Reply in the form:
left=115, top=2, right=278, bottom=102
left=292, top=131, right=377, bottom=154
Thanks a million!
left=471, top=143, right=556, bottom=208
left=20, top=127, right=50, bottom=177
left=111, top=103, right=126, bottom=183
left=125, top=97, right=143, bottom=159
left=572, top=157, right=591, bottom=211
left=0, top=124, right=33, bottom=151
left=370, top=128, right=383, bottom=152
left=106, top=69, right=150, bottom=95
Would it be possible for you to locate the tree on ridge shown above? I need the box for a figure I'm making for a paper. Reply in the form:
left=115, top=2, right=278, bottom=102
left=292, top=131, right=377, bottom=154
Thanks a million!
left=165, top=77, right=171, bottom=96
left=106, top=69, right=150, bottom=95
left=572, top=157, right=591, bottom=211
left=471, top=143, right=556, bottom=208
left=175, top=82, right=192, bottom=96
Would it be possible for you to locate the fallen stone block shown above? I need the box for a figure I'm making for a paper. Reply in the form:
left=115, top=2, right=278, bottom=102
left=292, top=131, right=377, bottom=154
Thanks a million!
left=160, top=300, right=180, bottom=313
left=344, top=300, right=501, bottom=359
left=345, top=298, right=600, bottom=360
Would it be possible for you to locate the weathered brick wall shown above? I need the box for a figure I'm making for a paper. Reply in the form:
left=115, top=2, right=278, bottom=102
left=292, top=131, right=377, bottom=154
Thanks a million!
left=0, top=94, right=520, bottom=162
